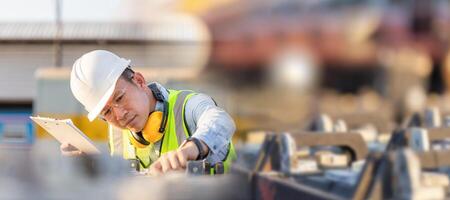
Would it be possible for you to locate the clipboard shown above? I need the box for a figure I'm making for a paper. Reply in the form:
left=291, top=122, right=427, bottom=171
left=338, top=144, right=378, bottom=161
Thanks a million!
left=30, top=116, right=101, bottom=154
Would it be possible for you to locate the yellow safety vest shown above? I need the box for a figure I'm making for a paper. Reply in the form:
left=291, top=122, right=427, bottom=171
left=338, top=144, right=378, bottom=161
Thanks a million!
left=109, top=89, right=236, bottom=173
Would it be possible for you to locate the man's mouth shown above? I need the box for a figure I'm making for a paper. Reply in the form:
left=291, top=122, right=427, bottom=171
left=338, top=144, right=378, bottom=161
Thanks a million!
left=124, top=115, right=136, bottom=128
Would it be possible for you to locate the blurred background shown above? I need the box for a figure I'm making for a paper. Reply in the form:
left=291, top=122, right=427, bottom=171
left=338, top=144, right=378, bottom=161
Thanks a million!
left=0, top=0, right=448, bottom=142
left=0, top=0, right=450, bottom=199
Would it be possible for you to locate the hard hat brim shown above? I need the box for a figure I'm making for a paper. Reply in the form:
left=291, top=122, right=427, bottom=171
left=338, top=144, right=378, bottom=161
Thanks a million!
left=87, top=83, right=116, bottom=122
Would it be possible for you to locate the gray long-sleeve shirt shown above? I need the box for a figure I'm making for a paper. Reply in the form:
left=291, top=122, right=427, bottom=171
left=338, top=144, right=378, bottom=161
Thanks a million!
left=152, top=82, right=235, bottom=164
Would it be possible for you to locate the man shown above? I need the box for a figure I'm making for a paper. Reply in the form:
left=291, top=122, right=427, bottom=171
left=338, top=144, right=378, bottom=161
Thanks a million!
left=61, top=50, right=236, bottom=175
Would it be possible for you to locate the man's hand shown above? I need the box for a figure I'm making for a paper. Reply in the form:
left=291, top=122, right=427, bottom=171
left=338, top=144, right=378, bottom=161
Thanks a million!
left=60, top=142, right=83, bottom=157
left=149, top=140, right=208, bottom=175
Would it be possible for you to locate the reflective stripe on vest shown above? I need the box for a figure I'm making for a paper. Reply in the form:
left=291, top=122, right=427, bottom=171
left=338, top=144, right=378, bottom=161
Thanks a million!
left=159, top=90, right=194, bottom=154
left=173, top=90, right=193, bottom=147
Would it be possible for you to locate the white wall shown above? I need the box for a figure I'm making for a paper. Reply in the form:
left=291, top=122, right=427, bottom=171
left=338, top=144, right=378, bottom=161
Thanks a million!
left=0, top=42, right=208, bottom=102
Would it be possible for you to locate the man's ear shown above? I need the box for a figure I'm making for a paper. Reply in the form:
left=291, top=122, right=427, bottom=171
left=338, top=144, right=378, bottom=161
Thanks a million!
left=133, top=72, right=147, bottom=88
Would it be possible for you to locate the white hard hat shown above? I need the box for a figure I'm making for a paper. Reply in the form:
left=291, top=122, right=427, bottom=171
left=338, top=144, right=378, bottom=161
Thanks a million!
left=70, top=50, right=130, bottom=121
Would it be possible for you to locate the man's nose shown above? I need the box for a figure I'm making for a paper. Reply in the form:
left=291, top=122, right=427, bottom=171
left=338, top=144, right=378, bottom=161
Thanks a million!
left=113, top=106, right=128, bottom=124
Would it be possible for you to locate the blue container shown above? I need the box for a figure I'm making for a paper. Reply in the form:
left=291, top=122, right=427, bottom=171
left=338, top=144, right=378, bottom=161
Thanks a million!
left=0, top=111, right=34, bottom=145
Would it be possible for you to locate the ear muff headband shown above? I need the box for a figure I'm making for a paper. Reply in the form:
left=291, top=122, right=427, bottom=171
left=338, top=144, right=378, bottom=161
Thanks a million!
left=149, top=83, right=169, bottom=133
left=159, top=101, right=169, bottom=133
left=149, top=83, right=165, bottom=101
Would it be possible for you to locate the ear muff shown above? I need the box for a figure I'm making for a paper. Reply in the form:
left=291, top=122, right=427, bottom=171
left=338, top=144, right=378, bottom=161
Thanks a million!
left=128, top=131, right=150, bottom=149
left=141, top=111, right=165, bottom=143
left=129, top=110, right=168, bottom=148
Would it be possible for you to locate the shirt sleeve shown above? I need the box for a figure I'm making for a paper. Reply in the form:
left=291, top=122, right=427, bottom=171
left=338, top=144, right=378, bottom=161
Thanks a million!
left=184, top=93, right=236, bottom=164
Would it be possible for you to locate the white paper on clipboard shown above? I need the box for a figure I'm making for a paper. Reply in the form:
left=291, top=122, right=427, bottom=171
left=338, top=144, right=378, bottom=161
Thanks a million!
left=30, top=116, right=101, bottom=154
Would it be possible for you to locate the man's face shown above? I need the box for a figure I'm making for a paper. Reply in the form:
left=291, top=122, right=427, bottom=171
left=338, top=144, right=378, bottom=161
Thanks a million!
left=100, top=73, right=155, bottom=132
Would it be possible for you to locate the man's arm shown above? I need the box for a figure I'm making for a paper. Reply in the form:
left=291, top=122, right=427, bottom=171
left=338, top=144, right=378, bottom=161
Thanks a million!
left=184, top=93, right=235, bottom=164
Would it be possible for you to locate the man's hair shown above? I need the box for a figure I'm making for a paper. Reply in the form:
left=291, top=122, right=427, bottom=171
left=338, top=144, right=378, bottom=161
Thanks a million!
left=120, top=66, right=135, bottom=82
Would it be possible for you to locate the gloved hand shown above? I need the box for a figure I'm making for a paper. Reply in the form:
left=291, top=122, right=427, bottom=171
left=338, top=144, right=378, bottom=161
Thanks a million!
left=60, top=142, right=83, bottom=156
